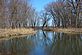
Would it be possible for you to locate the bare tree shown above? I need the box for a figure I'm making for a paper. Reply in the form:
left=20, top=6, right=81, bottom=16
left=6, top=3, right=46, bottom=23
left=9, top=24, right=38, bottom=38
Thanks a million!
left=0, top=0, right=36, bottom=28
left=44, top=0, right=82, bottom=28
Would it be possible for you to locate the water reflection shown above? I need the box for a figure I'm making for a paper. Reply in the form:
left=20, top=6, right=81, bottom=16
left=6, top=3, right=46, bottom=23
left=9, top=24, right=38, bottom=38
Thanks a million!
left=0, top=30, right=82, bottom=55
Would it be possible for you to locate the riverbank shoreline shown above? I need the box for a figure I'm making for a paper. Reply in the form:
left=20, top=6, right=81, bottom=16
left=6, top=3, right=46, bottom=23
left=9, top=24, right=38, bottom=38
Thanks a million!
left=0, top=28, right=36, bottom=39
left=43, top=28, right=82, bottom=34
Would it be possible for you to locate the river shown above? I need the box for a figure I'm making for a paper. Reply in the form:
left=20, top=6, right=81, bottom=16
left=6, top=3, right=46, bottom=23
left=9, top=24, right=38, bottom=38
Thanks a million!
left=0, top=30, right=82, bottom=55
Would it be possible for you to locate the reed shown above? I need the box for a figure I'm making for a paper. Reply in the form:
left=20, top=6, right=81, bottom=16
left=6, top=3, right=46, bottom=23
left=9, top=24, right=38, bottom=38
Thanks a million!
left=0, top=28, right=36, bottom=38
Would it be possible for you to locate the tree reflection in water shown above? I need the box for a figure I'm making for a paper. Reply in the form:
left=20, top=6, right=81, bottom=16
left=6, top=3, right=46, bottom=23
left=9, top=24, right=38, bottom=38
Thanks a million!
left=0, top=30, right=82, bottom=55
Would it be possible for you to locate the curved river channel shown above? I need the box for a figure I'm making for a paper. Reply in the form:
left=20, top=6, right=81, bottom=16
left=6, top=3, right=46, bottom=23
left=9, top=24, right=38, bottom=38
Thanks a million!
left=0, top=30, right=82, bottom=55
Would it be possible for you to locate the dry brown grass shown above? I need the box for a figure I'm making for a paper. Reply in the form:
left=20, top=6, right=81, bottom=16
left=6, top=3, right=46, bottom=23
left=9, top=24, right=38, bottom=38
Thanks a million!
left=54, top=28, right=82, bottom=32
left=0, top=28, right=36, bottom=39
left=44, top=28, right=82, bottom=34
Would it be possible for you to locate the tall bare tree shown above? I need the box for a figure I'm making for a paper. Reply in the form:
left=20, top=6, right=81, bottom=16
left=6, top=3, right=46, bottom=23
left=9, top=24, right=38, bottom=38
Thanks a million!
left=0, top=0, right=36, bottom=28
left=44, top=0, right=82, bottom=28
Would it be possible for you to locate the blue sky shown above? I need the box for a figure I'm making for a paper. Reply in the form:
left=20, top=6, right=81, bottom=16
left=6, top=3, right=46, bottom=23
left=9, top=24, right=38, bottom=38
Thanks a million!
left=30, top=0, right=54, bottom=12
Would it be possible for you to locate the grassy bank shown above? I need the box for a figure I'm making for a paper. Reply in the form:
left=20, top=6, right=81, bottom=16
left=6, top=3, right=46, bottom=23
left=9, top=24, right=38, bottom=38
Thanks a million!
left=43, top=28, right=82, bottom=34
left=0, top=28, right=36, bottom=40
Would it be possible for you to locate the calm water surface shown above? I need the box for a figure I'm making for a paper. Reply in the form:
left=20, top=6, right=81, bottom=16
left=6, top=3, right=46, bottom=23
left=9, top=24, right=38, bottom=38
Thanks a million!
left=0, top=30, right=82, bottom=55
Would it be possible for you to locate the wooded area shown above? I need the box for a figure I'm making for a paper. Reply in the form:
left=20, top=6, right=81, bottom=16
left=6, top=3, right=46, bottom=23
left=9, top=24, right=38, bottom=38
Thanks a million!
left=0, top=0, right=37, bottom=28
left=44, top=0, right=82, bottom=28
left=0, top=0, right=82, bottom=28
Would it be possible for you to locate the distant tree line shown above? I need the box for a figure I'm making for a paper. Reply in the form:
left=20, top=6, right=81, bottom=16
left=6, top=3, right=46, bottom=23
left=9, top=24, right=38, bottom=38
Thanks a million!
left=0, top=0, right=37, bottom=28
left=40, top=0, right=82, bottom=28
